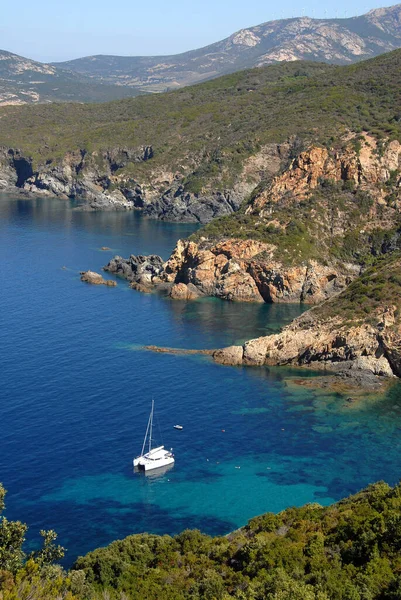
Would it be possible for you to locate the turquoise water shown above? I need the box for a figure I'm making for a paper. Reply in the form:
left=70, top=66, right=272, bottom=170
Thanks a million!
left=1, top=194, right=401, bottom=565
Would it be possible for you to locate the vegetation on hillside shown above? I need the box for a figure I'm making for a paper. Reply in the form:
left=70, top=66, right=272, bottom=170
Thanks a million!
left=315, top=251, right=401, bottom=325
left=71, top=480, right=401, bottom=599
left=1, top=50, right=401, bottom=184
left=192, top=178, right=401, bottom=266
left=0, top=484, right=70, bottom=599
left=5, top=480, right=401, bottom=599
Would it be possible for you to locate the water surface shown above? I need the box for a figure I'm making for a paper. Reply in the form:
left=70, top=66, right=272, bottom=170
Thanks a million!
left=1, top=195, right=401, bottom=564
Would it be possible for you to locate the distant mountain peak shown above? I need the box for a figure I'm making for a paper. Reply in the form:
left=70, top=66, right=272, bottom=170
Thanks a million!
left=229, top=29, right=262, bottom=47
left=52, top=3, right=401, bottom=93
left=0, top=49, right=143, bottom=105
left=2, top=3, right=401, bottom=104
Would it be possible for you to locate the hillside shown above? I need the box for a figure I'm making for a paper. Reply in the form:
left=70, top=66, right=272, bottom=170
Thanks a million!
left=54, top=4, right=401, bottom=92
left=0, top=50, right=143, bottom=105
left=4, top=480, right=401, bottom=598
left=0, top=49, right=401, bottom=221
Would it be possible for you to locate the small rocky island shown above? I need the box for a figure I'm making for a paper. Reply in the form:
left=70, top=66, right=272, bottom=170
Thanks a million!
left=80, top=271, right=117, bottom=286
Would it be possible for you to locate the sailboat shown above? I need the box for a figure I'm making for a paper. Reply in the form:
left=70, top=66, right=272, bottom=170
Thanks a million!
left=133, top=400, right=175, bottom=471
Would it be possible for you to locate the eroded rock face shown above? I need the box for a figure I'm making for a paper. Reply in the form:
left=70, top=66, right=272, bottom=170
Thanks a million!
left=160, top=238, right=357, bottom=303
left=0, top=142, right=289, bottom=221
left=22, top=149, right=143, bottom=211
left=248, top=135, right=401, bottom=215
left=0, top=148, right=25, bottom=188
left=103, top=236, right=359, bottom=304
left=104, top=254, right=164, bottom=288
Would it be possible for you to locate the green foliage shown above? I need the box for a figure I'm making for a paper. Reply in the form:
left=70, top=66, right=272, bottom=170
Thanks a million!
left=32, top=530, right=65, bottom=567
left=0, top=516, right=27, bottom=574
left=63, top=482, right=401, bottom=599
left=0, top=484, right=70, bottom=599
left=316, top=252, right=401, bottom=323
left=7, top=481, right=401, bottom=598
left=1, top=50, right=401, bottom=191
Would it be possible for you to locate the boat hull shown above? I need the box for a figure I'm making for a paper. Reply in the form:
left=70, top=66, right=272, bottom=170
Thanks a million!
left=134, top=455, right=175, bottom=471
left=133, top=445, right=175, bottom=471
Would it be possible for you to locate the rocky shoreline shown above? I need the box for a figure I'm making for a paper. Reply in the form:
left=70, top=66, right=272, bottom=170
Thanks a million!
left=0, top=141, right=287, bottom=222
left=102, top=249, right=401, bottom=387
left=140, top=306, right=399, bottom=390
left=142, top=343, right=392, bottom=391
left=103, top=239, right=359, bottom=304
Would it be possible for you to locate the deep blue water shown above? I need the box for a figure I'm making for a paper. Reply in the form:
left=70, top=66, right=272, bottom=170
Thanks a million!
left=1, top=194, right=401, bottom=565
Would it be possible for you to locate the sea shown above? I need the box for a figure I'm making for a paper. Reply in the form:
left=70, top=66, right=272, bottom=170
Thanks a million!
left=1, top=194, right=401, bottom=565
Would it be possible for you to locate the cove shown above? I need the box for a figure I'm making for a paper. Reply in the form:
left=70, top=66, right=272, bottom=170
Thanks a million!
left=1, top=194, right=401, bottom=566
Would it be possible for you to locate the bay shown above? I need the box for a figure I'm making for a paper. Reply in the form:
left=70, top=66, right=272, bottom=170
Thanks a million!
left=1, top=194, right=401, bottom=565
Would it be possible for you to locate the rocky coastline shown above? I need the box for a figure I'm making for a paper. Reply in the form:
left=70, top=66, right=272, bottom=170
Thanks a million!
left=102, top=246, right=401, bottom=386
left=0, top=141, right=288, bottom=222
left=140, top=299, right=400, bottom=389
left=103, top=238, right=359, bottom=304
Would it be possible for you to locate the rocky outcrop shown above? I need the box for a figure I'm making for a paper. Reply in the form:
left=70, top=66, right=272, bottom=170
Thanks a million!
left=161, top=238, right=358, bottom=303
left=103, top=238, right=359, bottom=304
left=80, top=271, right=117, bottom=286
left=248, top=136, right=401, bottom=216
left=104, top=254, right=164, bottom=291
left=213, top=305, right=399, bottom=379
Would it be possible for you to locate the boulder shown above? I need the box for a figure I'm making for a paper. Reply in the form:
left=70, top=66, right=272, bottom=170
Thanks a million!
left=80, top=271, right=116, bottom=286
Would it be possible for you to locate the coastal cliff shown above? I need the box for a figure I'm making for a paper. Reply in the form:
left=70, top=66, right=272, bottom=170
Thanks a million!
left=213, top=254, right=401, bottom=378
left=137, top=255, right=401, bottom=381
left=0, top=142, right=287, bottom=221
left=104, top=239, right=359, bottom=304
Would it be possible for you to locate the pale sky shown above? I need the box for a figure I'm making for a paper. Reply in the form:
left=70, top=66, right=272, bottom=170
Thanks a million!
left=1, top=0, right=397, bottom=62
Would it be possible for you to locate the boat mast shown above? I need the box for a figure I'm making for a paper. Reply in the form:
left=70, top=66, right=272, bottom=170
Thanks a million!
left=140, top=406, right=152, bottom=457
left=149, top=399, right=154, bottom=453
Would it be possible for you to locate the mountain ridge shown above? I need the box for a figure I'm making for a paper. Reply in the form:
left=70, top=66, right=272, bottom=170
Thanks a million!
left=0, top=49, right=143, bottom=105
left=53, top=4, right=401, bottom=92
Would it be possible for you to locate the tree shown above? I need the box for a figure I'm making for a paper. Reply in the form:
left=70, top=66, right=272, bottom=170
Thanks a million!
left=0, top=484, right=27, bottom=573
left=0, top=484, right=64, bottom=574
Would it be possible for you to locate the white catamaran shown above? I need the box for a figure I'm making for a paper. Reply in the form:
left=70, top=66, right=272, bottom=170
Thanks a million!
left=133, top=400, right=175, bottom=471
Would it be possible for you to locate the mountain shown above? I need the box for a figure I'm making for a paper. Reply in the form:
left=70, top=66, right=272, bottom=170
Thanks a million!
left=0, top=50, right=143, bottom=105
left=54, top=4, right=401, bottom=92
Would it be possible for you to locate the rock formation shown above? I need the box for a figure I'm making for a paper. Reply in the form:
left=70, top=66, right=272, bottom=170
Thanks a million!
left=103, top=254, right=164, bottom=291
left=104, top=238, right=359, bottom=303
left=80, top=271, right=116, bottom=286
left=213, top=255, right=401, bottom=379
left=248, top=136, right=401, bottom=216
left=0, top=142, right=288, bottom=221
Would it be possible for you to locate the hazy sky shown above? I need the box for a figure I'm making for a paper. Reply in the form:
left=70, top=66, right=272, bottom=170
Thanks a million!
left=1, top=0, right=397, bottom=62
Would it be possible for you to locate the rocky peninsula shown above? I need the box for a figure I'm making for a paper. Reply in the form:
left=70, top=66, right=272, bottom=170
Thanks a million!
left=136, top=255, right=401, bottom=386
